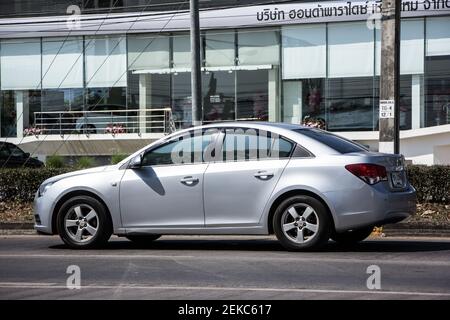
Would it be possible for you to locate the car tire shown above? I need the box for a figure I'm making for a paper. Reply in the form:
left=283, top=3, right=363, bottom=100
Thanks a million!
left=331, top=226, right=374, bottom=245
left=56, top=195, right=112, bottom=249
left=126, top=235, right=161, bottom=244
left=273, top=195, right=331, bottom=251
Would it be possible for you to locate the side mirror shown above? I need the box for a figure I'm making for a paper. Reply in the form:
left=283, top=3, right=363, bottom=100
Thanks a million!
left=129, top=154, right=142, bottom=169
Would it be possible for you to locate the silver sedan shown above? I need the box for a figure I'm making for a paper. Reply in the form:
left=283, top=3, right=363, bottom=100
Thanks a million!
left=34, top=122, right=416, bottom=250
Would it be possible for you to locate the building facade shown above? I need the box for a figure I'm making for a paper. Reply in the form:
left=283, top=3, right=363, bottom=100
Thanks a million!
left=0, top=0, right=449, bottom=164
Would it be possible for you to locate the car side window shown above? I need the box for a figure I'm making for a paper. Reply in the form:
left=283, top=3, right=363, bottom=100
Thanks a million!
left=9, top=145, right=24, bottom=157
left=141, top=130, right=218, bottom=166
left=221, top=128, right=294, bottom=162
left=0, top=144, right=10, bottom=158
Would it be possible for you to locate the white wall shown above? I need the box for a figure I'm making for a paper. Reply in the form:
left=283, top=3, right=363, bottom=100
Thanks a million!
left=336, top=125, right=450, bottom=165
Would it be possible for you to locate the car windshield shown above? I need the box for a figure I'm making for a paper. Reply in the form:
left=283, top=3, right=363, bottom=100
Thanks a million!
left=293, top=129, right=367, bottom=154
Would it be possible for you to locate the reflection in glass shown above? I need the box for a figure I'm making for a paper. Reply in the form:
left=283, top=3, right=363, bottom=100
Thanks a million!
left=237, top=70, right=268, bottom=121
left=425, top=55, right=450, bottom=127
left=327, top=77, right=374, bottom=131
left=202, top=71, right=235, bottom=122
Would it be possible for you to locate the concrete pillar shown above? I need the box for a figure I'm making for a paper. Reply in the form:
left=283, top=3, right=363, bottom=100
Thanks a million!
left=411, top=74, right=423, bottom=129
left=268, top=68, right=279, bottom=122
left=139, top=74, right=152, bottom=134
left=15, top=91, right=27, bottom=138
left=283, top=81, right=302, bottom=124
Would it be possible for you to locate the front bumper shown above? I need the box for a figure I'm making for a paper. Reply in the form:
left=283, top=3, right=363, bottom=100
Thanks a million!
left=326, top=184, right=417, bottom=232
left=33, top=192, right=54, bottom=234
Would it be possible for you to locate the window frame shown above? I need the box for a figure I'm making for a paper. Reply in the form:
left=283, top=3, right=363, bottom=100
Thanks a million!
left=138, top=128, right=222, bottom=168
left=215, top=126, right=297, bottom=163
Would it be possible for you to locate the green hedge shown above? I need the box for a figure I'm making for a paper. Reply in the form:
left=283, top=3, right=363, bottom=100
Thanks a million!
left=0, top=165, right=449, bottom=204
left=406, top=165, right=450, bottom=203
left=0, top=168, right=71, bottom=202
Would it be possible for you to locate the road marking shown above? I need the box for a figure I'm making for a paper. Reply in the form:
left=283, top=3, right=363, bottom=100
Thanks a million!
left=0, top=253, right=449, bottom=267
left=0, top=282, right=449, bottom=297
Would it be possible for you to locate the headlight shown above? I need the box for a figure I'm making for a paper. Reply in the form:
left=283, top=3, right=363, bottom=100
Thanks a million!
left=38, top=182, right=54, bottom=197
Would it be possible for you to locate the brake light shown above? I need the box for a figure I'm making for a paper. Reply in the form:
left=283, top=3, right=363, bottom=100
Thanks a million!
left=345, top=163, right=387, bottom=185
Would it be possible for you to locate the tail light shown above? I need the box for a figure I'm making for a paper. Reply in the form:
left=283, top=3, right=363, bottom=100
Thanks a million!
left=345, top=163, right=387, bottom=185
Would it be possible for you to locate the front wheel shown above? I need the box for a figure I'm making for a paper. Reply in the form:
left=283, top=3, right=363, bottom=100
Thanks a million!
left=331, top=226, right=374, bottom=245
left=57, top=196, right=112, bottom=249
left=273, top=195, right=332, bottom=251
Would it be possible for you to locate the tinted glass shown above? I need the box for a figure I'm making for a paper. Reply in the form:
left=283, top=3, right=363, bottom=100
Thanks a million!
left=0, top=144, right=10, bottom=158
left=142, top=131, right=217, bottom=166
left=9, top=145, right=24, bottom=157
left=294, top=129, right=366, bottom=154
left=222, top=129, right=294, bottom=162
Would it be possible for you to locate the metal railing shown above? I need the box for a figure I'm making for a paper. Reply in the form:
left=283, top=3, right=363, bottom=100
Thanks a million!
left=31, top=108, right=175, bottom=136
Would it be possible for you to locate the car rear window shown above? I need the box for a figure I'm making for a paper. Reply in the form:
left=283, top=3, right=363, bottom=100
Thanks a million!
left=293, top=129, right=367, bottom=154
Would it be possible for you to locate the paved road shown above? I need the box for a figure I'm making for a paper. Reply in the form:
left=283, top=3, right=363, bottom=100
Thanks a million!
left=0, top=235, right=450, bottom=299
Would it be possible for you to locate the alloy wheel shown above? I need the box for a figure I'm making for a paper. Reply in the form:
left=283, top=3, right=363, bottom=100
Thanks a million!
left=64, top=204, right=99, bottom=243
left=281, top=204, right=319, bottom=244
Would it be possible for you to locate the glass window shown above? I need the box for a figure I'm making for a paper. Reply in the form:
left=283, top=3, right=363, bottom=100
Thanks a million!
left=172, top=72, right=192, bottom=128
left=425, top=55, right=450, bottom=127
left=328, top=22, right=374, bottom=78
left=426, top=17, right=450, bottom=57
left=202, top=71, right=235, bottom=122
left=236, top=70, right=268, bottom=121
left=142, top=131, right=217, bottom=166
left=376, top=19, right=425, bottom=76
left=294, top=129, right=366, bottom=154
left=86, top=87, right=126, bottom=107
left=42, top=37, right=84, bottom=89
left=1, top=90, right=40, bottom=137
left=327, top=77, right=375, bottom=131
left=204, top=32, right=235, bottom=67
left=0, top=39, right=41, bottom=90
left=282, top=24, right=326, bottom=80
left=128, top=35, right=170, bottom=71
left=283, top=78, right=326, bottom=125
left=173, top=34, right=192, bottom=69
left=238, top=29, right=279, bottom=66
left=222, top=128, right=294, bottom=162
left=85, top=35, right=127, bottom=88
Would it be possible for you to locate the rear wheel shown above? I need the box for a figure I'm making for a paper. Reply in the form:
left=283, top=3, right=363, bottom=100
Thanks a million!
left=273, top=195, right=331, bottom=251
left=57, top=196, right=112, bottom=249
left=126, top=235, right=161, bottom=244
left=331, top=226, right=374, bottom=245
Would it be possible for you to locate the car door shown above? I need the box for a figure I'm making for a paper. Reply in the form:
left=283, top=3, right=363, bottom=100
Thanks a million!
left=203, top=127, right=295, bottom=227
left=119, top=129, right=220, bottom=228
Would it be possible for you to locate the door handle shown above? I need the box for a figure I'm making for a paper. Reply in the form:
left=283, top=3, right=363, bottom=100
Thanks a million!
left=254, top=171, right=274, bottom=180
left=180, top=176, right=199, bottom=186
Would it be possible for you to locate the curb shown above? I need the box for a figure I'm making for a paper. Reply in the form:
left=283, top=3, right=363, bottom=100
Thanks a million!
left=0, top=222, right=34, bottom=230
left=382, top=223, right=450, bottom=237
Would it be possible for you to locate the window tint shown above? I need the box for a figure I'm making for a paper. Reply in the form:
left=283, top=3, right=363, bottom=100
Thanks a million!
left=9, top=145, right=24, bottom=157
left=222, top=128, right=294, bottom=161
left=294, top=129, right=366, bottom=154
left=141, top=131, right=217, bottom=166
left=0, top=144, right=10, bottom=158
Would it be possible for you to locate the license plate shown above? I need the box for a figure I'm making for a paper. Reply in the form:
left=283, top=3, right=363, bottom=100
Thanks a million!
left=391, top=171, right=405, bottom=188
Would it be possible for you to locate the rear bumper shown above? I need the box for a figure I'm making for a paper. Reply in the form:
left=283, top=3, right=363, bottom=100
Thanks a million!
left=325, top=184, right=417, bottom=232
